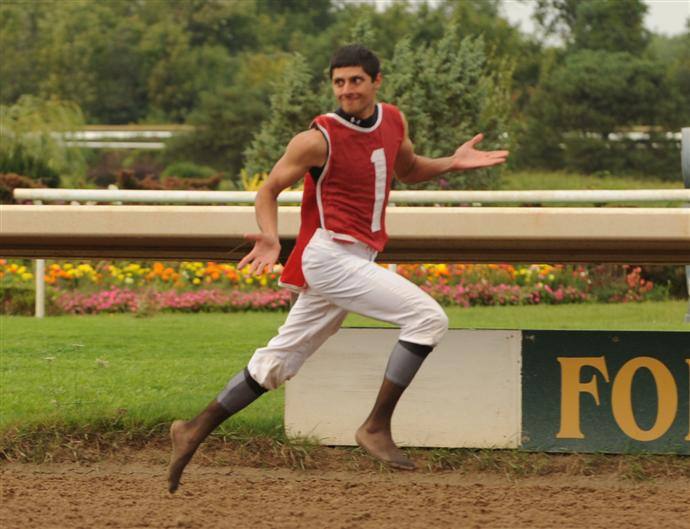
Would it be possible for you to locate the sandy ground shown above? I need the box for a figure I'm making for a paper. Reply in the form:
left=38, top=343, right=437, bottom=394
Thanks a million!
left=2, top=461, right=690, bottom=529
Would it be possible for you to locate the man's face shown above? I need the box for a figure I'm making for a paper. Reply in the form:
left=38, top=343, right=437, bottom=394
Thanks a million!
left=331, top=66, right=381, bottom=118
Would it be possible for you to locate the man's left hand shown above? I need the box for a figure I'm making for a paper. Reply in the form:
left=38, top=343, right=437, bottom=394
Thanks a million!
left=450, top=133, right=509, bottom=171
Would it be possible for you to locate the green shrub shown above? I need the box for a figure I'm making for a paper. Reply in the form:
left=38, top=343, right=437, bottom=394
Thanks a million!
left=161, top=161, right=217, bottom=179
left=0, top=285, right=34, bottom=315
left=642, top=266, right=688, bottom=298
left=562, top=135, right=681, bottom=180
left=0, top=146, right=60, bottom=187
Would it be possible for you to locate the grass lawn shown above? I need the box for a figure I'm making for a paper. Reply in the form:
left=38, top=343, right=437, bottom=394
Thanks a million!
left=1, top=301, right=688, bottom=438
left=502, top=170, right=683, bottom=190
left=500, top=170, right=685, bottom=207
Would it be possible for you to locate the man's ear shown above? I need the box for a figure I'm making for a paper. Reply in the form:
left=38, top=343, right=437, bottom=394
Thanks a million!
left=373, top=72, right=383, bottom=89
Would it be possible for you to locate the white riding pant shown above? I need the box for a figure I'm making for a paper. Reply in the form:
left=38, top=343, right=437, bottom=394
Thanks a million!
left=247, top=228, right=448, bottom=390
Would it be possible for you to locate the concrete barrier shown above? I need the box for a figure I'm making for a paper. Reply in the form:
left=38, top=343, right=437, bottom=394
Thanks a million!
left=285, top=328, right=690, bottom=454
left=2, top=205, right=689, bottom=263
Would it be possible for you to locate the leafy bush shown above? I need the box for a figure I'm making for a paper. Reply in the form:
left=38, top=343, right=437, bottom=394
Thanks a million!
left=115, top=170, right=221, bottom=191
left=0, top=173, right=43, bottom=204
left=562, top=135, right=681, bottom=180
left=0, top=96, right=85, bottom=184
left=0, top=285, right=34, bottom=315
left=382, top=28, right=512, bottom=190
left=162, top=161, right=217, bottom=179
left=0, top=147, right=60, bottom=187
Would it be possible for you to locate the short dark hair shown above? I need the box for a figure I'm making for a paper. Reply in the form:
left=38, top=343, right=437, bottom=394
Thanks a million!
left=329, top=44, right=380, bottom=80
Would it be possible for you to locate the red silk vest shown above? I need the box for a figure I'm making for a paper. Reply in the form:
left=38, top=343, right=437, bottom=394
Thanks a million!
left=280, top=103, right=405, bottom=290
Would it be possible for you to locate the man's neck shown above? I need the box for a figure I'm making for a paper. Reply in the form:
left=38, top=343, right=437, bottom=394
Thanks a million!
left=335, top=103, right=378, bottom=128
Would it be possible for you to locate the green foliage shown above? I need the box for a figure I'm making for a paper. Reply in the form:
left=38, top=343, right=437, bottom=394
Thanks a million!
left=144, top=38, right=235, bottom=122
left=0, top=148, right=60, bottom=187
left=1, top=0, right=684, bottom=182
left=1, top=286, right=34, bottom=316
left=161, top=162, right=217, bottom=179
left=32, top=0, right=151, bottom=124
left=533, top=0, right=649, bottom=54
left=518, top=47, right=679, bottom=176
left=541, top=50, right=670, bottom=135
left=647, top=32, right=690, bottom=127
left=560, top=135, right=681, bottom=181
left=382, top=26, right=512, bottom=189
left=243, top=53, right=320, bottom=175
left=0, top=96, right=86, bottom=184
left=571, top=0, right=649, bottom=54
left=0, top=3, right=42, bottom=105
left=165, top=52, right=288, bottom=178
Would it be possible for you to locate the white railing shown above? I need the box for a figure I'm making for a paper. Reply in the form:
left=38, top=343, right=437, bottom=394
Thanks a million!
left=13, top=188, right=690, bottom=205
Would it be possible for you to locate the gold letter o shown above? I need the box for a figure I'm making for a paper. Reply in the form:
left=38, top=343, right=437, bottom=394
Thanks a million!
left=612, top=357, right=678, bottom=442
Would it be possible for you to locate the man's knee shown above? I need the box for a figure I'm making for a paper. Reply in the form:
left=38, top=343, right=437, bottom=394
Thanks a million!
left=401, top=303, right=447, bottom=347
left=421, top=304, right=449, bottom=346
left=247, top=353, right=300, bottom=391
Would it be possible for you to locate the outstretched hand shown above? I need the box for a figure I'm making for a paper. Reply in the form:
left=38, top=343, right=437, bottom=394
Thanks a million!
left=450, top=133, right=509, bottom=171
left=237, top=233, right=281, bottom=275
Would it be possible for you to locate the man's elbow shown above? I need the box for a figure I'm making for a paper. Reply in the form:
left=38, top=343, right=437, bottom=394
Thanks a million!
left=256, top=181, right=281, bottom=203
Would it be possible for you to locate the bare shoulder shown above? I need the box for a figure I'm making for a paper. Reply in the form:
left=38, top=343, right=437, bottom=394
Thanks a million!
left=286, top=129, right=328, bottom=167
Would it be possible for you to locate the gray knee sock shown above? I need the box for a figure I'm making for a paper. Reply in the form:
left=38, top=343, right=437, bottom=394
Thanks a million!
left=216, top=367, right=267, bottom=414
left=384, top=340, right=433, bottom=388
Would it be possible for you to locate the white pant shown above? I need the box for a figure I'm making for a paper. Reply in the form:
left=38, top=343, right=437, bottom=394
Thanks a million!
left=247, top=228, right=448, bottom=389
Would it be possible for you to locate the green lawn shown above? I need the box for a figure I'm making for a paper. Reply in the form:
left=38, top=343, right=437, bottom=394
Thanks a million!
left=500, top=170, right=685, bottom=207
left=1, top=301, right=688, bottom=437
left=502, top=170, right=683, bottom=190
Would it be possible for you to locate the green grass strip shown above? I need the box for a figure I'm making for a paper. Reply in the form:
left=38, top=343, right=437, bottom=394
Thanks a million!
left=1, top=301, right=688, bottom=438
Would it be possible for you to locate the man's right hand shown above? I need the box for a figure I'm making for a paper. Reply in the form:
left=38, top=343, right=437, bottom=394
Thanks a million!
left=238, top=233, right=281, bottom=275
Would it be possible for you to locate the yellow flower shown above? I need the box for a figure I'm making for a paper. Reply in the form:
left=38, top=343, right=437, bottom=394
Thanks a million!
left=193, top=277, right=201, bottom=285
left=21, top=272, right=33, bottom=281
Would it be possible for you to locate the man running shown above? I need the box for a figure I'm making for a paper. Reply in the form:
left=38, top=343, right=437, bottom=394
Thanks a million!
left=168, top=44, right=508, bottom=492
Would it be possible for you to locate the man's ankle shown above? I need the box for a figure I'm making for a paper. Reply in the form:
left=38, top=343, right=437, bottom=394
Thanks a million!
left=360, top=422, right=391, bottom=435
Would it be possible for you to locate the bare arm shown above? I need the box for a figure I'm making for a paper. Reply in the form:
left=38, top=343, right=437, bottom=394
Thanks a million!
left=394, top=113, right=509, bottom=184
left=238, top=128, right=327, bottom=274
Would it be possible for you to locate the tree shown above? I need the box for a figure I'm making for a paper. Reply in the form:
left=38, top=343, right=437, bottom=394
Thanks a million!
left=184, top=0, right=261, bottom=52
left=243, top=53, right=320, bottom=175
left=164, top=50, right=289, bottom=178
left=0, top=3, right=42, bottom=104
left=541, top=50, right=669, bottom=136
left=571, top=0, right=648, bottom=54
left=145, top=42, right=235, bottom=123
left=0, top=96, right=86, bottom=185
left=381, top=25, right=512, bottom=189
left=648, top=29, right=690, bottom=127
left=534, top=0, right=649, bottom=54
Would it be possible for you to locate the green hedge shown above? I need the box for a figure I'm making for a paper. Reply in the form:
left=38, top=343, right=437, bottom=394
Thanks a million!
left=1, top=286, right=35, bottom=316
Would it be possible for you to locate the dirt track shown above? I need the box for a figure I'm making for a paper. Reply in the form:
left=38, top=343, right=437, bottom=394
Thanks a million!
left=2, top=461, right=690, bottom=529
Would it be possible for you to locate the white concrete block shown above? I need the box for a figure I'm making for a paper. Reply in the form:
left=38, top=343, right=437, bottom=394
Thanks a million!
left=285, top=328, right=522, bottom=448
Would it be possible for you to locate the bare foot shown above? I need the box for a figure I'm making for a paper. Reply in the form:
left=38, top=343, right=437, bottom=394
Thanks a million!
left=355, top=425, right=416, bottom=470
left=167, top=420, right=200, bottom=493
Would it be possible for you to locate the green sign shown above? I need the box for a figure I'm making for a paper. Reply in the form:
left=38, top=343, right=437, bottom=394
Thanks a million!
left=522, top=330, right=690, bottom=454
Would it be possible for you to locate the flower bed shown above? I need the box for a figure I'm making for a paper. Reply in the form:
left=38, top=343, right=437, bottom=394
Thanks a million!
left=0, top=259, right=671, bottom=316
left=52, top=287, right=293, bottom=315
